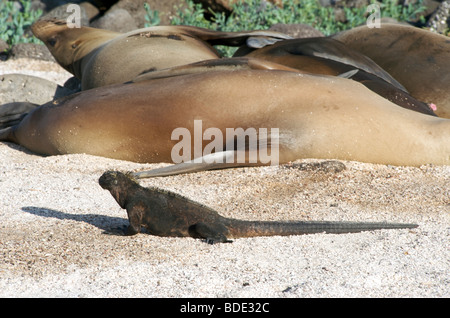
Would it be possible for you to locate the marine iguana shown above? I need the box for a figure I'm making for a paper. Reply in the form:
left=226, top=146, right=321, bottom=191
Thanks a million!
left=99, top=170, right=418, bottom=244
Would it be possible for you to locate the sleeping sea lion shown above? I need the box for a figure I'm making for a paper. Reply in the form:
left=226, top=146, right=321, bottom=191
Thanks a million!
left=237, top=37, right=436, bottom=116
left=31, top=19, right=290, bottom=90
left=1, top=69, right=448, bottom=167
left=332, top=24, right=450, bottom=118
left=237, top=37, right=406, bottom=91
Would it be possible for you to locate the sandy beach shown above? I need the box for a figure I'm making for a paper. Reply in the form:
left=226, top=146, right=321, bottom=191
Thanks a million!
left=0, top=58, right=448, bottom=298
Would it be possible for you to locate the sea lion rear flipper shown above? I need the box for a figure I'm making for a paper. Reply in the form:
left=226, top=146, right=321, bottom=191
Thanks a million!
left=0, top=102, right=38, bottom=129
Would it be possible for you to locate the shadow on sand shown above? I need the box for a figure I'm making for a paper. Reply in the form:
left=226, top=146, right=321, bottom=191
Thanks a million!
left=21, top=206, right=129, bottom=235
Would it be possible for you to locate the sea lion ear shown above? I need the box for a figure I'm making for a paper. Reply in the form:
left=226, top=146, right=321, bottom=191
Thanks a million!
left=71, top=40, right=81, bottom=49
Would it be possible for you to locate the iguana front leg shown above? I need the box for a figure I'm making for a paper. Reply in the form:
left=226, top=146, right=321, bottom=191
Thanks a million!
left=125, top=204, right=144, bottom=236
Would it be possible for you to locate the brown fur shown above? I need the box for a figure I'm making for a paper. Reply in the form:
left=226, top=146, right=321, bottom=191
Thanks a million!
left=1, top=69, right=449, bottom=167
left=31, top=19, right=290, bottom=90
left=332, top=24, right=450, bottom=118
left=240, top=37, right=436, bottom=116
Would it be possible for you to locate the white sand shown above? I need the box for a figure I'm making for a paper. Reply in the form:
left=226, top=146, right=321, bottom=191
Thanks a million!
left=0, top=59, right=448, bottom=298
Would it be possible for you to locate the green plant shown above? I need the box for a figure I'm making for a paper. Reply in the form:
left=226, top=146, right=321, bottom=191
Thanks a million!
left=143, top=2, right=160, bottom=27
left=151, top=0, right=428, bottom=56
left=169, top=0, right=427, bottom=33
left=171, top=0, right=217, bottom=29
left=0, top=0, right=43, bottom=48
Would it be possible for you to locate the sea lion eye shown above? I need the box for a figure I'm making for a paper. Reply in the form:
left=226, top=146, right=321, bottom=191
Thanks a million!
left=48, top=37, right=57, bottom=47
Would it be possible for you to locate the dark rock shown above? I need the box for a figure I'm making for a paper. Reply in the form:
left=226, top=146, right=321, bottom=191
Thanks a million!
left=62, top=76, right=81, bottom=91
left=0, top=40, right=9, bottom=61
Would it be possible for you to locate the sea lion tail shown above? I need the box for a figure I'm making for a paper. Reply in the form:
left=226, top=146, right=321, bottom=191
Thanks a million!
left=0, top=102, right=38, bottom=129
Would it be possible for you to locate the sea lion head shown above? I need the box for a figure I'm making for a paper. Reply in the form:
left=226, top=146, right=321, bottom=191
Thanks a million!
left=31, top=18, right=119, bottom=77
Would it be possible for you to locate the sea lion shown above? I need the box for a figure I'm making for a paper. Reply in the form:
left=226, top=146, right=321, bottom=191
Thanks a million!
left=99, top=170, right=418, bottom=243
left=1, top=69, right=448, bottom=167
left=332, top=24, right=450, bottom=118
left=132, top=58, right=436, bottom=116
left=31, top=19, right=291, bottom=90
left=236, top=38, right=435, bottom=116
left=237, top=37, right=406, bottom=91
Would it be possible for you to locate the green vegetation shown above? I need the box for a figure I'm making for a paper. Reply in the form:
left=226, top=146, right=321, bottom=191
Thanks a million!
left=143, top=2, right=160, bottom=27
left=168, top=0, right=427, bottom=35
left=0, top=0, right=432, bottom=52
left=153, top=0, right=428, bottom=56
left=0, top=0, right=42, bottom=48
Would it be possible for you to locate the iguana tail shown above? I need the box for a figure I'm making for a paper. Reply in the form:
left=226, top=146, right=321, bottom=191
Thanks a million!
left=227, top=220, right=418, bottom=238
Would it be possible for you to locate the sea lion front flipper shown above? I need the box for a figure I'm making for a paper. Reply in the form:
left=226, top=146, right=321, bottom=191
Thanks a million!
left=132, top=150, right=252, bottom=178
left=131, top=57, right=302, bottom=82
left=176, top=25, right=292, bottom=47
left=245, top=36, right=287, bottom=48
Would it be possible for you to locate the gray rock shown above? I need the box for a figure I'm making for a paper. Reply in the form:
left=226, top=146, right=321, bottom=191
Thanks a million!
left=9, top=43, right=55, bottom=61
left=105, top=0, right=187, bottom=27
left=39, top=2, right=91, bottom=26
left=0, top=74, right=77, bottom=105
left=427, top=0, right=450, bottom=34
left=90, top=8, right=138, bottom=32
